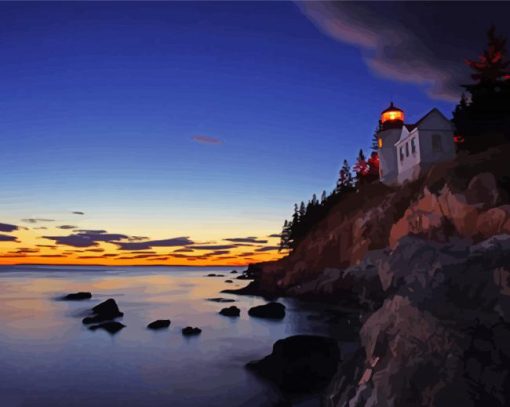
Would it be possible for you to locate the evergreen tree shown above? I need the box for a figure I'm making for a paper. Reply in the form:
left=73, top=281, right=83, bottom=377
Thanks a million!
left=279, top=220, right=290, bottom=251
left=371, top=129, right=380, bottom=151
left=367, top=151, right=380, bottom=181
left=353, top=149, right=369, bottom=184
left=320, top=190, right=327, bottom=204
left=337, top=160, right=353, bottom=193
left=453, top=26, right=510, bottom=151
left=299, top=201, right=306, bottom=219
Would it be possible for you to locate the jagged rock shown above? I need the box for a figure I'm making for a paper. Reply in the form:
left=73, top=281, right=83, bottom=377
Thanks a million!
left=230, top=270, right=238, bottom=274
left=62, top=292, right=92, bottom=300
left=219, top=306, right=240, bottom=317
left=182, top=326, right=201, bottom=336
left=206, top=297, right=236, bottom=303
left=89, top=321, right=126, bottom=334
left=248, top=302, right=285, bottom=319
left=82, top=298, right=123, bottom=324
left=147, top=319, right=171, bottom=330
left=247, top=335, right=340, bottom=393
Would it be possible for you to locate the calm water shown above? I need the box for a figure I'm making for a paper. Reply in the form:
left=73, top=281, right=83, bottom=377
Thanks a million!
left=0, top=266, right=355, bottom=407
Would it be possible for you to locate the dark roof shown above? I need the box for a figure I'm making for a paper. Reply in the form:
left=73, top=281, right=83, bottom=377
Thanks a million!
left=405, top=124, right=417, bottom=131
left=381, top=101, right=403, bottom=114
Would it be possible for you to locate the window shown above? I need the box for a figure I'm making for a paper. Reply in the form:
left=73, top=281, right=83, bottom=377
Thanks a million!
left=405, top=142, right=409, bottom=157
left=378, top=138, right=383, bottom=148
left=411, top=138, right=416, bottom=154
left=400, top=146, right=404, bottom=161
left=432, top=134, right=442, bottom=152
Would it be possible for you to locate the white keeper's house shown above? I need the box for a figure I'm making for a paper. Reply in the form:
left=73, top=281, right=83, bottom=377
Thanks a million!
left=376, top=102, right=456, bottom=185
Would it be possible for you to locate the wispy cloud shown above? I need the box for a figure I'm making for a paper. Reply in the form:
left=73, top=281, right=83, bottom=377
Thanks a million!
left=22, top=218, right=55, bottom=224
left=116, top=237, right=194, bottom=251
left=72, top=211, right=85, bottom=215
left=43, top=231, right=129, bottom=248
left=224, top=236, right=268, bottom=244
left=57, top=225, right=77, bottom=230
left=192, top=135, right=222, bottom=145
left=0, top=223, right=18, bottom=233
left=0, top=234, right=18, bottom=242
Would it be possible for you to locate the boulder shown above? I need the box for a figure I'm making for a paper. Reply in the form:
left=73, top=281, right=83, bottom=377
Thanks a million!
left=230, top=270, right=238, bottom=274
left=147, top=319, right=171, bottom=330
left=82, top=298, right=123, bottom=324
left=248, top=302, right=285, bottom=319
left=182, top=326, right=201, bottom=336
left=219, top=306, right=240, bottom=317
left=247, top=335, right=340, bottom=393
left=89, top=321, right=126, bottom=334
left=62, top=292, right=92, bottom=300
left=224, top=279, right=233, bottom=283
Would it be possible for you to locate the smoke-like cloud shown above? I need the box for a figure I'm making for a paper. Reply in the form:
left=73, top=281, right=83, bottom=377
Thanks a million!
left=58, top=225, right=77, bottom=230
left=43, top=231, right=129, bottom=248
left=72, top=211, right=85, bottom=215
left=300, top=2, right=510, bottom=101
left=192, top=135, right=222, bottom=145
left=0, top=234, right=18, bottom=242
left=22, top=218, right=55, bottom=224
left=0, top=223, right=18, bottom=233
left=224, top=236, right=268, bottom=244
left=116, top=237, right=194, bottom=251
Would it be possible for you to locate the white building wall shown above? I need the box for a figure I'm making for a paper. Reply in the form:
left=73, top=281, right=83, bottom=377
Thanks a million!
left=396, top=130, right=422, bottom=184
left=417, top=111, right=455, bottom=165
left=378, top=128, right=402, bottom=185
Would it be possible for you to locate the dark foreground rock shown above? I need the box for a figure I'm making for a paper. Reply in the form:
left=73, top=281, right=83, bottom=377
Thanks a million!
left=224, top=279, right=233, bottom=283
left=207, top=297, right=236, bottom=303
left=82, top=298, right=124, bottom=324
left=62, top=292, right=92, bottom=300
left=147, top=319, right=171, bottom=330
left=89, top=321, right=126, bottom=334
left=182, top=326, right=202, bottom=336
left=248, top=302, right=286, bottom=319
left=247, top=335, right=341, bottom=393
left=219, top=306, right=240, bottom=317
left=230, top=270, right=238, bottom=274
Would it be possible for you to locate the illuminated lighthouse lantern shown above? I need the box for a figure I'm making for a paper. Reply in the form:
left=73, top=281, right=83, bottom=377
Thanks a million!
left=376, top=102, right=455, bottom=185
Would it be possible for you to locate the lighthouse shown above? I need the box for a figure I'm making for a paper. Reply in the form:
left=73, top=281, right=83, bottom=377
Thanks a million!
left=377, top=102, right=405, bottom=185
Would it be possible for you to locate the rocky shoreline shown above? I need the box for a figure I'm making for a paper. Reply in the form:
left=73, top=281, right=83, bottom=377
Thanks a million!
left=230, top=149, right=510, bottom=406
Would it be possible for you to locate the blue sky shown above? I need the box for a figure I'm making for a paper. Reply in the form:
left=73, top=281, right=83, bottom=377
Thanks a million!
left=0, top=2, right=457, bottom=264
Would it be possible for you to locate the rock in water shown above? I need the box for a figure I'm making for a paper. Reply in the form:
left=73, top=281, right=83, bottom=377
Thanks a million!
left=224, top=279, right=233, bottom=283
left=219, top=306, right=240, bottom=317
left=230, top=270, right=238, bottom=274
left=82, top=298, right=123, bottom=324
left=247, top=335, right=340, bottom=393
left=248, top=302, right=285, bottom=319
left=206, top=297, right=236, bottom=303
left=89, top=321, right=126, bottom=334
left=182, top=326, right=202, bottom=336
left=62, top=292, right=92, bottom=300
left=147, top=319, right=171, bottom=330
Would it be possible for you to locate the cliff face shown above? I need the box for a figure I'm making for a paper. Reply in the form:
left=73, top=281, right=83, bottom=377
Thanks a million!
left=248, top=145, right=510, bottom=406
left=255, top=146, right=510, bottom=298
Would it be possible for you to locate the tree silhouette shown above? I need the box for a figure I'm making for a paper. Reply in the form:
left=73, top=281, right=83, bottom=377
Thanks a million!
left=337, top=160, right=354, bottom=193
left=353, top=149, right=369, bottom=184
left=453, top=26, right=510, bottom=151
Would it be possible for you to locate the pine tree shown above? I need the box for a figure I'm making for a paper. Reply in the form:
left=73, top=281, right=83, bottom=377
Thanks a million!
left=353, top=149, right=369, bottom=184
left=371, top=129, right=380, bottom=151
left=299, top=201, right=306, bottom=219
left=453, top=26, right=510, bottom=151
left=337, top=160, right=353, bottom=193
left=367, top=151, right=380, bottom=181
left=320, top=190, right=327, bottom=204
left=279, top=220, right=290, bottom=251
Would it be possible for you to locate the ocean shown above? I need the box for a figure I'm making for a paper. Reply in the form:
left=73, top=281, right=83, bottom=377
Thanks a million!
left=0, top=265, right=355, bottom=407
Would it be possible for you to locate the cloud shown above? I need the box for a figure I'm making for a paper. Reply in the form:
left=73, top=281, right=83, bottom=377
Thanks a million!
left=268, top=233, right=281, bottom=238
left=43, top=231, right=129, bottom=248
left=192, top=135, right=222, bottom=145
left=72, top=211, right=85, bottom=215
left=21, top=218, right=55, bottom=224
left=0, top=234, right=18, bottom=242
left=0, top=223, right=18, bottom=232
left=300, top=2, right=510, bottom=101
left=173, top=248, right=194, bottom=253
left=116, top=237, right=194, bottom=251
left=189, top=244, right=239, bottom=251
left=224, top=237, right=268, bottom=244
left=255, top=246, right=280, bottom=252
left=58, top=225, right=77, bottom=230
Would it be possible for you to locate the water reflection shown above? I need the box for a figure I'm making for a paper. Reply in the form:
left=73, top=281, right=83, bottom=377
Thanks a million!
left=0, top=266, right=355, bottom=406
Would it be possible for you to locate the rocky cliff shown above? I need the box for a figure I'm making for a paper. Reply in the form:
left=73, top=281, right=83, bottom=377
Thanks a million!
left=247, top=145, right=510, bottom=406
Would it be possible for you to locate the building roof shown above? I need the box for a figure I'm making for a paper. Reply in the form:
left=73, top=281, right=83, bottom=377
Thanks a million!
left=381, top=101, right=404, bottom=114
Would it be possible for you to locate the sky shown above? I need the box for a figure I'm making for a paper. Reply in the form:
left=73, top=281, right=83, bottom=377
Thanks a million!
left=0, top=1, right=505, bottom=266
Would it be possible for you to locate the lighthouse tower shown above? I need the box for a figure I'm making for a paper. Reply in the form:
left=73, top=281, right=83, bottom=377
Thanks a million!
left=377, top=102, right=404, bottom=185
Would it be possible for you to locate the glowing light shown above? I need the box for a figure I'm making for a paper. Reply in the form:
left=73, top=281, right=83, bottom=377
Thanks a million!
left=381, top=109, right=404, bottom=124
left=378, top=138, right=383, bottom=148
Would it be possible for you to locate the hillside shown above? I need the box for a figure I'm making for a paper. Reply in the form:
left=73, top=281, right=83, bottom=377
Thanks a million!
left=238, top=144, right=510, bottom=406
